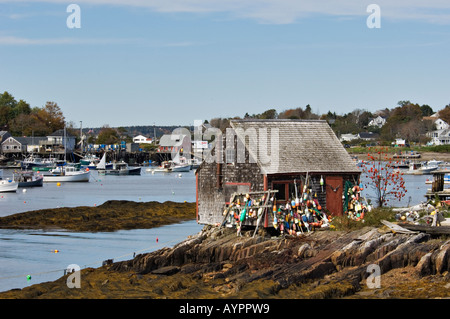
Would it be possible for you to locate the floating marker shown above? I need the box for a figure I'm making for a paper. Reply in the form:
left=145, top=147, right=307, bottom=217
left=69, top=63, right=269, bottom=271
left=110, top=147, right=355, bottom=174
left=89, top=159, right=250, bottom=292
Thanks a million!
left=26, top=275, right=31, bottom=282
left=156, top=237, right=159, bottom=243
left=57, top=182, right=61, bottom=187
left=22, top=189, right=27, bottom=193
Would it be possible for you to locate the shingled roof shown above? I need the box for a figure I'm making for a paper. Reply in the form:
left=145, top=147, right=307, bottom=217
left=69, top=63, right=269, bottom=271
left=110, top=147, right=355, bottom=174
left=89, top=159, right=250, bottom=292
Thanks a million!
left=230, top=119, right=360, bottom=175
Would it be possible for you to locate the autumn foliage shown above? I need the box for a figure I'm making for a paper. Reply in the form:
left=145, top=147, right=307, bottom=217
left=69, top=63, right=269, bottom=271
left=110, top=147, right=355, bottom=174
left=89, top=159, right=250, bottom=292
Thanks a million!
left=361, top=147, right=407, bottom=207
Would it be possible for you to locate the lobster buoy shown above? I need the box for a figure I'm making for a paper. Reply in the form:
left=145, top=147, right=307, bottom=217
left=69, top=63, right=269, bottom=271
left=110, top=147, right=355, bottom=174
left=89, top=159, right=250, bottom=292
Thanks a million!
left=240, top=209, right=247, bottom=222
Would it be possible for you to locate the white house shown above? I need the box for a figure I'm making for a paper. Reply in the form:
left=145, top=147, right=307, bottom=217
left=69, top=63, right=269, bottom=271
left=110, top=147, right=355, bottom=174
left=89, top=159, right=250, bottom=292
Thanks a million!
left=433, top=118, right=449, bottom=130
left=133, top=135, right=153, bottom=144
left=368, top=116, right=386, bottom=128
left=339, top=133, right=358, bottom=142
left=427, top=128, right=450, bottom=146
left=392, top=138, right=406, bottom=147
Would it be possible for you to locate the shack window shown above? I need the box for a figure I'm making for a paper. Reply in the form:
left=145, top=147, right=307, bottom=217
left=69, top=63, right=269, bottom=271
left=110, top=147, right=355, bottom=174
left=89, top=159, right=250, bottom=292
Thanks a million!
left=225, top=148, right=235, bottom=164
left=272, top=182, right=288, bottom=201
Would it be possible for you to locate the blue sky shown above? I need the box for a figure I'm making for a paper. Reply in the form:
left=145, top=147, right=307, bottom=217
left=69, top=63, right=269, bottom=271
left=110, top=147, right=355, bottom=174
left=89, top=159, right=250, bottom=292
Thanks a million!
left=1, top=1, right=449, bottom=128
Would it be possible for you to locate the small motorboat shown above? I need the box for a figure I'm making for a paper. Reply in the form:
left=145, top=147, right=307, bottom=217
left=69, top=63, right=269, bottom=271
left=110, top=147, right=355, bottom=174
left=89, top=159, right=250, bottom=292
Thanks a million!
left=14, top=171, right=44, bottom=187
left=0, top=179, right=18, bottom=192
left=43, top=165, right=90, bottom=182
left=146, top=161, right=172, bottom=173
left=98, top=161, right=141, bottom=175
left=0, top=170, right=18, bottom=192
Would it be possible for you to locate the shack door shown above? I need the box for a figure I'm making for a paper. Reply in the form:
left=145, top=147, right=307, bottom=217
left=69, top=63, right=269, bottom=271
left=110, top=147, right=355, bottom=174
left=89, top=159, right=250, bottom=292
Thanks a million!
left=326, top=176, right=343, bottom=216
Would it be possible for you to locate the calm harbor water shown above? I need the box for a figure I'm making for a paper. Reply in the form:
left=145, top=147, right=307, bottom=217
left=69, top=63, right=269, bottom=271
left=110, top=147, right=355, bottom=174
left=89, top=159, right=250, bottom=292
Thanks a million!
left=0, top=166, right=434, bottom=292
left=0, top=168, right=202, bottom=292
left=0, top=168, right=196, bottom=217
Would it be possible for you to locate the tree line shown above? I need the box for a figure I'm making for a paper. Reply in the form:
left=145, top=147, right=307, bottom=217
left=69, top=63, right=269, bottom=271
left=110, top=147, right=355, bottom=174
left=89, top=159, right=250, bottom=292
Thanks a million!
left=207, top=101, right=450, bottom=144
left=3, top=90, right=450, bottom=146
left=0, top=91, right=66, bottom=136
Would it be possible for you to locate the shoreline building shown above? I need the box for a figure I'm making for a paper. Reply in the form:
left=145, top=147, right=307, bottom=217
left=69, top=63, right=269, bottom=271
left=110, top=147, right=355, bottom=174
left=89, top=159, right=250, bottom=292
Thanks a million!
left=195, top=119, right=361, bottom=226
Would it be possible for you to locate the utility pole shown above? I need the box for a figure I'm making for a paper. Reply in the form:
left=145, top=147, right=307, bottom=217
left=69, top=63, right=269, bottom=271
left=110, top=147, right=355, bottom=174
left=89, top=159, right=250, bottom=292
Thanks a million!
left=80, top=121, right=83, bottom=153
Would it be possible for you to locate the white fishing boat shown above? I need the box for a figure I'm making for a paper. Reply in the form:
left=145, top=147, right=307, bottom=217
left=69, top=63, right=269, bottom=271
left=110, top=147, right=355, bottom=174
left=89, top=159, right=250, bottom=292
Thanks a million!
left=98, top=161, right=141, bottom=175
left=171, top=163, right=191, bottom=172
left=418, top=160, right=442, bottom=174
left=21, top=155, right=57, bottom=169
left=43, top=165, right=90, bottom=182
left=146, top=161, right=172, bottom=173
left=0, top=179, right=18, bottom=192
left=171, top=156, right=191, bottom=172
left=0, top=169, right=18, bottom=192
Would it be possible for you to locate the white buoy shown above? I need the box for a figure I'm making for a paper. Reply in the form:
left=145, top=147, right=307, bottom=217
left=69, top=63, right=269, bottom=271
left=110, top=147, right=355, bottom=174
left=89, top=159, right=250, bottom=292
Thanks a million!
left=178, top=173, right=182, bottom=178
left=22, top=189, right=27, bottom=193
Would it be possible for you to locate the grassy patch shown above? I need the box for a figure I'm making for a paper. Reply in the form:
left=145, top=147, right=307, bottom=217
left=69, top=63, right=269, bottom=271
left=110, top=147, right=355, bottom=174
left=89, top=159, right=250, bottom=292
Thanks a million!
left=330, top=207, right=396, bottom=231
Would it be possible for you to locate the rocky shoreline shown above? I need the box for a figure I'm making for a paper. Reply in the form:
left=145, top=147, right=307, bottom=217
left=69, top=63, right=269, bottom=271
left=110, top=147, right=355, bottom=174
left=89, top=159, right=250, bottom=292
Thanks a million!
left=1, top=220, right=449, bottom=299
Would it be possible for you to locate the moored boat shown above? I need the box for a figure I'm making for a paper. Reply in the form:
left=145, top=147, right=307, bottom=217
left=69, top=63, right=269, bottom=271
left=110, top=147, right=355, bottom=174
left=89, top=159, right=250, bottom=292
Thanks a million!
left=43, top=165, right=90, bottom=182
left=13, top=171, right=44, bottom=187
left=0, top=179, right=18, bottom=192
left=98, top=161, right=141, bottom=175
left=0, top=170, right=18, bottom=192
left=146, top=161, right=171, bottom=173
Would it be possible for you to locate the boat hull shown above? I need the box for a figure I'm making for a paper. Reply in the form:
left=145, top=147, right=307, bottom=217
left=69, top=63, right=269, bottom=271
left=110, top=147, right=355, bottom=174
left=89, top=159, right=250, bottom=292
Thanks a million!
left=171, top=165, right=191, bottom=172
left=18, top=176, right=44, bottom=187
left=43, top=171, right=90, bottom=182
left=0, top=180, right=18, bottom=192
left=99, top=167, right=141, bottom=175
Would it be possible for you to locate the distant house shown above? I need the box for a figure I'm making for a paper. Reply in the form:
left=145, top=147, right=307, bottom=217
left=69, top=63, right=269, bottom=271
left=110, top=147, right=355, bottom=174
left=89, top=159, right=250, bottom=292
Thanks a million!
left=423, top=116, right=449, bottom=131
left=427, top=129, right=450, bottom=146
left=368, top=116, right=386, bottom=128
left=339, top=132, right=378, bottom=143
left=157, top=134, right=191, bottom=155
left=339, top=133, right=358, bottom=142
left=40, top=129, right=76, bottom=153
left=196, top=119, right=361, bottom=226
left=1, top=136, right=46, bottom=154
left=392, top=138, right=406, bottom=147
left=358, top=132, right=379, bottom=141
left=133, top=135, right=153, bottom=144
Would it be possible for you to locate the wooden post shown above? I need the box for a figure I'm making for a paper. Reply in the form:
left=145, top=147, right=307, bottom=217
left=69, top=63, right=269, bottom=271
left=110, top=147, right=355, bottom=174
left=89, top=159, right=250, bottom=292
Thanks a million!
left=432, top=172, right=444, bottom=193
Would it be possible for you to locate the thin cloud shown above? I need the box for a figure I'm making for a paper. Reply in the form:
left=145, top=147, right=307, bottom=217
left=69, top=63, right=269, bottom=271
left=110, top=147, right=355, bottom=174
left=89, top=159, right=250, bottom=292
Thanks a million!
left=0, top=35, right=199, bottom=47
left=0, top=35, right=140, bottom=45
left=1, top=0, right=450, bottom=24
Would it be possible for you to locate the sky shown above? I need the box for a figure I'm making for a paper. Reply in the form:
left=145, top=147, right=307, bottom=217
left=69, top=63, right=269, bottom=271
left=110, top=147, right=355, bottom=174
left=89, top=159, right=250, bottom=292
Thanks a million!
left=0, top=1, right=449, bottom=128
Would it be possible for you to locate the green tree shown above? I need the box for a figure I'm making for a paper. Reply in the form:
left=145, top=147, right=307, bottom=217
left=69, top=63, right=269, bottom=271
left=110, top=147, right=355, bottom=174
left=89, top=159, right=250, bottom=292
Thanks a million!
left=381, top=102, right=423, bottom=142
left=420, top=104, right=434, bottom=117
left=97, top=126, right=120, bottom=144
left=259, top=108, right=278, bottom=119
left=0, top=91, right=17, bottom=127
left=438, top=105, right=450, bottom=124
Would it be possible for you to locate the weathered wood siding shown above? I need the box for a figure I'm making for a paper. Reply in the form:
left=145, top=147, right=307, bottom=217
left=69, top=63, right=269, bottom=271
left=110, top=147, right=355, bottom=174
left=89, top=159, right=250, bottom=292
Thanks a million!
left=196, top=133, right=264, bottom=225
left=197, top=161, right=264, bottom=225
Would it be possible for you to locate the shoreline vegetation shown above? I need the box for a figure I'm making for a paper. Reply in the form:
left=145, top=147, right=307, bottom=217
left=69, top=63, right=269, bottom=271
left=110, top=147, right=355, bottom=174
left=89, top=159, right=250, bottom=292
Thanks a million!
left=0, top=200, right=449, bottom=299
left=0, top=200, right=196, bottom=232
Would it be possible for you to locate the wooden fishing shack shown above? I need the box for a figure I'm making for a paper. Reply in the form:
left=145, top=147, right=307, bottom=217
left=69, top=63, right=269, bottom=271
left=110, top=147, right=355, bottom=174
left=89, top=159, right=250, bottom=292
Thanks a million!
left=195, top=119, right=361, bottom=227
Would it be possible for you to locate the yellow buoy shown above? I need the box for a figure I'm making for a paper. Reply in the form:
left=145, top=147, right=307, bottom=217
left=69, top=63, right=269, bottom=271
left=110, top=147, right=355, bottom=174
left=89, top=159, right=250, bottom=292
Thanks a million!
left=57, top=182, right=61, bottom=187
